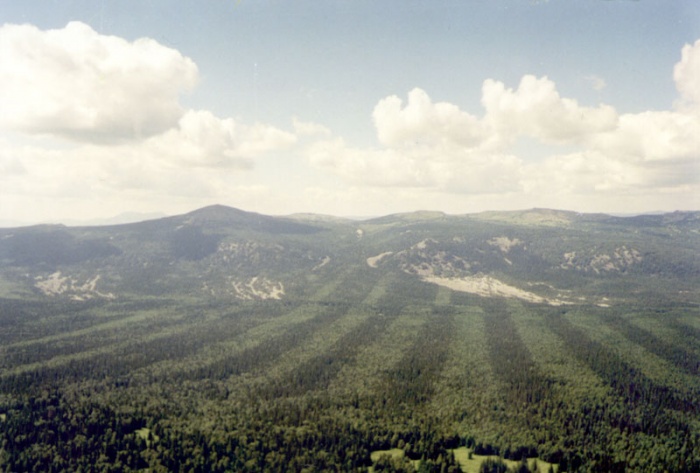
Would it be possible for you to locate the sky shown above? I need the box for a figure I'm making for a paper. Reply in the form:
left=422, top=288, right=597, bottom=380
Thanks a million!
left=0, top=1, right=699, bottom=225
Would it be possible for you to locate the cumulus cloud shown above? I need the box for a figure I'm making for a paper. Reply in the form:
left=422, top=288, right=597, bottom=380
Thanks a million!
left=307, top=41, right=700, bottom=202
left=0, top=22, right=317, bottom=222
left=372, top=88, right=489, bottom=149
left=307, top=135, right=522, bottom=193
left=522, top=151, right=645, bottom=195
left=307, top=88, right=522, bottom=193
left=481, top=75, right=618, bottom=143
left=292, top=117, right=331, bottom=137
left=0, top=110, right=298, bottom=220
left=0, top=140, right=255, bottom=224
left=674, top=39, right=700, bottom=110
left=2, top=20, right=698, bottom=221
left=307, top=137, right=428, bottom=187
left=0, top=21, right=301, bottom=221
left=0, top=21, right=198, bottom=142
left=0, top=135, right=269, bottom=212
left=145, top=110, right=297, bottom=168
left=591, top=111, right=700, bottom=163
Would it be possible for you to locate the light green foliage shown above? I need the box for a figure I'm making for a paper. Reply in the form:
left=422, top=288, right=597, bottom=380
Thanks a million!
left=370, top=448, right=406, bottom=463
left=452, top=448, right=557, bottom=473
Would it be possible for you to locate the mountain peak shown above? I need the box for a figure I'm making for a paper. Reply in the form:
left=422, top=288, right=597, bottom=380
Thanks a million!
left=364, top=210, right=447, bottom=225
left=182, top=205, right=257, bottom=224
left=177, top=204, right=324, bottom=235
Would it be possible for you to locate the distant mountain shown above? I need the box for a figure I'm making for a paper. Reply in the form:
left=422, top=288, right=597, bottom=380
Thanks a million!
left=0, top=205, right=697, bottom=305
left=0, top=211, right=170, bottom=228
left=72, top=210, right=170, bottom=226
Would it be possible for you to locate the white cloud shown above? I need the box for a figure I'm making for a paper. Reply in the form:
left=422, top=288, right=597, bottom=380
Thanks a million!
left=307, top=43, right=699, bottom=203
left=585, top=75, right=607, bottom=91
left=308, top=137, right=430, bottom=187
left=523, top=151, right=645, bottom=195
left=481, top=75, right=618, bottom=143
left=0, top=136, right=273, bottom=222
left=307, top=137, right=523, bottom=194
left=292, top=117, right=331, bottom=137
left=2, top=21, right=697, bottom=223
left=591, top=111, right=700, bottom=163
left=145, top=110, right=297, bottom=168
left=0, top=22, right=198, bottom=142
left=306, top=88, right=523, bottom=193
left=674, top=39, right=700, bottom=109
left=2, top=112, right=296, bottom=191
left=0, top=141, right=27, bottom=176
left=372, top=88, right=489, bottom=149
left=0, top=22, right=302, bottom=224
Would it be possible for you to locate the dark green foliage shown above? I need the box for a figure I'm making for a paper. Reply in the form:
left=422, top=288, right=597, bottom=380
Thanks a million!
left=0, top=227, right=121, bottom=266
left=604, top=313, right=700, bottom=376
left=170, top=226, right=222, bottom=260
left=1, top=206, right=700, bottom=471
left=2, top=291, right=699, bottom=471
left=482, top=299, right=551, bottom=406
left=182, top=204, right=324, bottom=235
left=479, top=458, right=508, bottom=473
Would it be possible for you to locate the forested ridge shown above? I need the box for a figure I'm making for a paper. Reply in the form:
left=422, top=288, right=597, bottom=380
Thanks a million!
left=0, top=206, right=699, bottom=472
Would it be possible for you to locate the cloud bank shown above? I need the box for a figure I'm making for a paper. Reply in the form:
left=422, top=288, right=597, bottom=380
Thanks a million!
left=308, top=41, right=700, bottom=204
left=0, top=22, right=298, bottom=220
left=0, top=21, right=697, bottom=222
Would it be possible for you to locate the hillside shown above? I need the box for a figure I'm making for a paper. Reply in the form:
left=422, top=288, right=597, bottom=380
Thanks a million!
left=0, top=206, right=699, bottom=472
left=0, top=205, right=697, bottom=305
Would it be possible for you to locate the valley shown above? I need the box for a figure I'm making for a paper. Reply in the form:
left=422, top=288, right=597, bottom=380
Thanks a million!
left=0, top=205, right=699, bottom=472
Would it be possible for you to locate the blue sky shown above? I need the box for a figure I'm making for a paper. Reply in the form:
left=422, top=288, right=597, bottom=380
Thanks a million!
left=0, top=1, right=699, bottom=224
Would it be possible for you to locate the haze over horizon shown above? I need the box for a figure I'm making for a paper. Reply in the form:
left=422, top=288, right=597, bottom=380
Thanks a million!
left=1, top=1, right=699, bottom=226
